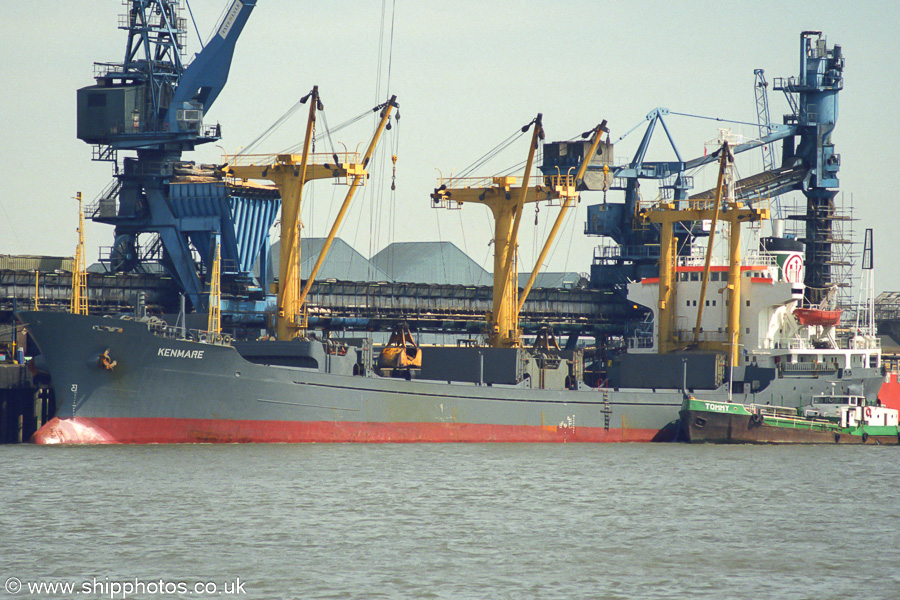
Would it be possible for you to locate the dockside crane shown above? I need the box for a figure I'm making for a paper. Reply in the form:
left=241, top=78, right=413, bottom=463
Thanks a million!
left=754, top=69, right=777, bottom=175
left=77, top=0, right=262, bottom=310
left=564, top=31, right=845, bottom=308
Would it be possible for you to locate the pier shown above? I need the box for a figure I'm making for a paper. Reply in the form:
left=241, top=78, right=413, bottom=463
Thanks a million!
left=0, top=364, right=53, bottom=444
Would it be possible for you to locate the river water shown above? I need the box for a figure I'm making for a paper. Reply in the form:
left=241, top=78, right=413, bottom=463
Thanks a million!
left=1, top=443, right=898, bottom=599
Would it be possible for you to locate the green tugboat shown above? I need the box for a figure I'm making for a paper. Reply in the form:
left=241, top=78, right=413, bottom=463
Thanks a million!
left=680, top=394, right=900, bottom=444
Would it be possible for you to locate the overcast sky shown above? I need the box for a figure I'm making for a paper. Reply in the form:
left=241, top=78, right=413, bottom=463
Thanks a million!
left=2, top=0, right=898, bottom=294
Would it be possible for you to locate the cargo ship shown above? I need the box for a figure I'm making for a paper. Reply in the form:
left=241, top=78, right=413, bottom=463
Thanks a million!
left=679, top=394, right=900, bottom=444
left=19, top=6, right=883, bottom=444
left=23, top=309, right=679, bottom=444
left=21, top=139, right=884, bottom=444
left=19, top=221, right=885, bottom=444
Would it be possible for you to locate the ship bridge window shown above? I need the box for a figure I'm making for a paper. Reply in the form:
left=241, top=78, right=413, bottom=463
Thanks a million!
left=690, top=272, right=699, bottom=281
left=680, top=273, right=689, bottom=281
left=711, top=272, right=720, bottom=281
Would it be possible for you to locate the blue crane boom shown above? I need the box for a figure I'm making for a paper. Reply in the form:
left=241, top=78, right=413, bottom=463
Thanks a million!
left=544, top=31, right=845, bottom=308
left=165, top=0, right=258, bottom=134
left=754, top=69, right=776, bottom=174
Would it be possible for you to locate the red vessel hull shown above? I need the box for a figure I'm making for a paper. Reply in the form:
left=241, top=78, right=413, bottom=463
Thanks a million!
left=32, top=416, right=668, bottom=445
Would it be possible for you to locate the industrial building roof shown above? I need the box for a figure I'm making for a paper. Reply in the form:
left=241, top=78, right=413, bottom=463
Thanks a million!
left=371, top=242, right=491, bottom=286
left=266, top=240, right=583, bottom=288
left=75, top=238, right=583, bottom=289
left=0, top=255, right=74, bottom=272
left=268, top=238, right=391, bottom=282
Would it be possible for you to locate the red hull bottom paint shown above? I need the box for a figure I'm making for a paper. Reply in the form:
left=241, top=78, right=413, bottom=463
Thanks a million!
left=32, top=417, right=664, bottom=445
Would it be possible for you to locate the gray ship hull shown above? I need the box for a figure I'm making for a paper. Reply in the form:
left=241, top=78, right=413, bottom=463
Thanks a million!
left=18, top=311, right=883, bottom=444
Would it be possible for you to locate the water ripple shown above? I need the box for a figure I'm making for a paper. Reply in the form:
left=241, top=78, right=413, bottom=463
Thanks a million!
left=1, top=443, right=898, bottom=599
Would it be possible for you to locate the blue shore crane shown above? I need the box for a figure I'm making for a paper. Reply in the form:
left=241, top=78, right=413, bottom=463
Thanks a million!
left=77, top=0, right=271, bottom=310
left=543, top=31, right=845, bottom=307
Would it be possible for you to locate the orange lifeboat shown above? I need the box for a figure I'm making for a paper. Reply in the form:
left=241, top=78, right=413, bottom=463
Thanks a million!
left=793, top=307, right=842, bottom=326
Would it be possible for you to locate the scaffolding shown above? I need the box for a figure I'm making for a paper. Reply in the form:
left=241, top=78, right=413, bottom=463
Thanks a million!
left=782, top=192, right=857, bottom=310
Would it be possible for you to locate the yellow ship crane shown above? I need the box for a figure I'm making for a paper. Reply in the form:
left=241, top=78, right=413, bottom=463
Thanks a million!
left=222, top=88, right=395, bottom=340
left=431, top=117, right=607, bottom=348
left=640, top=141, right=768, bottom=367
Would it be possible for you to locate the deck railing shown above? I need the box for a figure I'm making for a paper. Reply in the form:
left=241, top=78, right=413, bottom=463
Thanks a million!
left=147, top=319, right=232, bottom=346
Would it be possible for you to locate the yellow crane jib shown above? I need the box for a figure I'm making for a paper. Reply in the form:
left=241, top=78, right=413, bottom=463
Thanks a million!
left=691, top=141, right=734, bottom=348
left=217, top=86, right=377, bottom=340
left=517, top=121, right=609, bottom=316
left=430, top=116, right=606, bottom=348
left=295, top=95, right=398, bottom=323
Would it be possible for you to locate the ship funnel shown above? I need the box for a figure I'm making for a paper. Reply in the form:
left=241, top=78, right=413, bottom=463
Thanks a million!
left=761, top=236, right=804, bottom=284
left=772, top=219, right=785, bottom=239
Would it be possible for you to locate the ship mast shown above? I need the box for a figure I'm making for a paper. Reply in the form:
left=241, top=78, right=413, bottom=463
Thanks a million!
left=70, top=192, right=88, bottom=316
left=207, top=240, right=222, bottom=342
